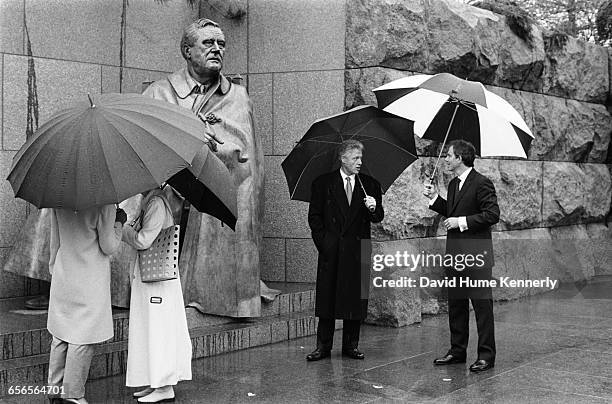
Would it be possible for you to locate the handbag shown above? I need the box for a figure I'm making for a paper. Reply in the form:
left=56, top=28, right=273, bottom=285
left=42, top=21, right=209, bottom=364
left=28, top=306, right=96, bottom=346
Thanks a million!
left=138, top=195, right=180, bottom=283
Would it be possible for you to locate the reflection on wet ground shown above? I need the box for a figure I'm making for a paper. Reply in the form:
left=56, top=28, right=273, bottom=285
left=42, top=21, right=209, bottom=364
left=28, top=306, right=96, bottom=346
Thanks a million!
left=3, top=276, right=611, bottom=403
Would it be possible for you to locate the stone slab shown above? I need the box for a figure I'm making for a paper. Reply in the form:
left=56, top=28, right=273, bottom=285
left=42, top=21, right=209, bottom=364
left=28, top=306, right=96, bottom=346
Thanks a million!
left=488, top=86, right=612, bottom=163
left=263, top=156, right=310, bottom=238
left=345, top=0, right=609, bottom=103
left=367, top=265, right=422, bottom=327
left=0, top=0, right=24, bottom=55
left=1, top=54, right=3, bottom=146
left=0, top=152, right=28, bottom=248
left=261, top=237, right=285, bottom=282
left=586, top=223, right=612, bottom=276
left=2, top=55, right=101, bottom=151
left=543, top=34, right=610, bottom=104
left=199, top=0, right=247, bottom=75
left=101, top=65, right=121, bottom=94
left=285, top=238, right=317, bottom=283
left=273, top=70, right=344, bottom=155
left=248, top=73, right=273, bottom=155
left=124, top=0, right=199, bottom=72
left=248, top=0, right=345, bottom=73
left=542, top=162, right=611, bottom=227
left=26, top=0, right=121, bottom=65
left=476, top=159, right=543, bottom=231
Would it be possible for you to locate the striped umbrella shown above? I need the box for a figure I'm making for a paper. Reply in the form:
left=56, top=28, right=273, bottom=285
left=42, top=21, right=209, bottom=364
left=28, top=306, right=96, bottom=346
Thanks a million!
left=373, top=73, right=534, bottom=179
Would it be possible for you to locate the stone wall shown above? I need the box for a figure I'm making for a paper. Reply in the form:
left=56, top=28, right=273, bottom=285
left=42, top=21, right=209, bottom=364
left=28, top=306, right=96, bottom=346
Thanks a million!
left=341, top=0, right=611, bottom=325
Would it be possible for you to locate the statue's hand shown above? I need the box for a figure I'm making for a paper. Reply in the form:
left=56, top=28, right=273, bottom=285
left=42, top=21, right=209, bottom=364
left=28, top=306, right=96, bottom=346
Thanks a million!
left=203, top=122, right=224, bottom=152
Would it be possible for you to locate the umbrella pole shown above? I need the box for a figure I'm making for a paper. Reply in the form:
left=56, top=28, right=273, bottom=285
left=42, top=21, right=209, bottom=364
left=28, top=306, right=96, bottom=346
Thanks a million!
left=429, top=102, right=459, bottom=183
left=356, top=174, right=368, bottom=197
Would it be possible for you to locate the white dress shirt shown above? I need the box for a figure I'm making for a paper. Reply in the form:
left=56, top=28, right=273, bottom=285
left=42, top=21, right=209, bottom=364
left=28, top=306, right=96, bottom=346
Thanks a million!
left=428, top=167, right=472, bottom=232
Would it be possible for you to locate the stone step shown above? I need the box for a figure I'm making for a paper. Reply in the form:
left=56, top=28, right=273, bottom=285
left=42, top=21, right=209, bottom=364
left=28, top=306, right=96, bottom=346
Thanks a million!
left=0, top=309, right=321, bottom=395
left=0, top=282, right=315, bottom=362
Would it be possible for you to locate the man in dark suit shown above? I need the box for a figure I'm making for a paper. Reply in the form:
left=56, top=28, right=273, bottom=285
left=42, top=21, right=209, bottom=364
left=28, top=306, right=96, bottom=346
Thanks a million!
left=423, top=140, right=500, bottom=372
left=306, top=139, right=384, bottom=361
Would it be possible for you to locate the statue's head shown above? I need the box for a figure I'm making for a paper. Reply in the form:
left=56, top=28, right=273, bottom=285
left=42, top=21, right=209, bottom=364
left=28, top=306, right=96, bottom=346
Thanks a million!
left=181, top=18, right=226, bottom=81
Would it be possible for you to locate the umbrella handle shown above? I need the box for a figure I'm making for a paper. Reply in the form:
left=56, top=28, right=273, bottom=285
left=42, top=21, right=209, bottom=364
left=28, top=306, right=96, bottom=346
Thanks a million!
left=430, top=102, right=460, bottom=182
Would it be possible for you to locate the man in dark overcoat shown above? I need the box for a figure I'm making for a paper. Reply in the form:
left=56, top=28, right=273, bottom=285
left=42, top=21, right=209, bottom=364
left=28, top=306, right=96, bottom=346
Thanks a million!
left=306, top=140, right=384, bottom=361
left=423, top=139, right=500, bottom=372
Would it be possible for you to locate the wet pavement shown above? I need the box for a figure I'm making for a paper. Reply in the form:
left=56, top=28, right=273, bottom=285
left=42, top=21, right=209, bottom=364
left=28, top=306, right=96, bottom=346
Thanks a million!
left=2, top=277, right=611, bottom=403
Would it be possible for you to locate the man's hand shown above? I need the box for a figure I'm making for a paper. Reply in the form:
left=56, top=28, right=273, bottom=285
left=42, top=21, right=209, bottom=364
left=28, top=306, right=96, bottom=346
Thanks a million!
left=203, top=122, right=224, bottom=152
left=423, top=181, right=437, bottom=200
left=364, top=195, right=376, bottom=212
left=443, top=217, right=459, bottom=231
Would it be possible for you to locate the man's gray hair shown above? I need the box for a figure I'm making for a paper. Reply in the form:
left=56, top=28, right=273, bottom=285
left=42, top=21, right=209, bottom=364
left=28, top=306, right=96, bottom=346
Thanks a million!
left=337, top=139, right=364, bottom=160
left=180, top=18, right=221, bottom=60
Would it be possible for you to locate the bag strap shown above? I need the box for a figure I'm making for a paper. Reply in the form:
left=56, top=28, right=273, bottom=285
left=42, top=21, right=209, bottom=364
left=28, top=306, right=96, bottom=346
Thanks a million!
left=148, top=195, right=175, bottom=226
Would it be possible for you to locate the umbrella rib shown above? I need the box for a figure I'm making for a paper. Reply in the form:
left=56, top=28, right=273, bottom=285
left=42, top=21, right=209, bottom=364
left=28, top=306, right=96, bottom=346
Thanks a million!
left=289, top=148, right=336, bottom=200
left=343, top=134, right=418, bottom=159
left=102, top=114, right=158, bottom=199
left=90, top=111, right=122, bottom=206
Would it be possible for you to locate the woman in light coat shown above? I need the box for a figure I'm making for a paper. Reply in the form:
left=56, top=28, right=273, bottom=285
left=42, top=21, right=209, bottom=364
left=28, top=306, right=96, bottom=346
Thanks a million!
left=122, top=186, right=192, bottom=403
left=47, top=204, right=124, bottom=404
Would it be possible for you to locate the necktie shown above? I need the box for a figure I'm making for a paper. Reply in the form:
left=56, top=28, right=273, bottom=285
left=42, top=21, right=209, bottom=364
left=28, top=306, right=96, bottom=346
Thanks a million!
left=345, top=177, right=352, bottom=205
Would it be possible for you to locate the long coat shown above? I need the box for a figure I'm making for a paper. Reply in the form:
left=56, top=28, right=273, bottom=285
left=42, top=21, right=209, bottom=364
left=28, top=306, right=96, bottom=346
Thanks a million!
left=47, top=205, right=122, bottom=344
left=429, top=169, right=499, bottom=297
left=308, top=171, right=384, bottom=320
left=122, top=190, right=192, bottom=388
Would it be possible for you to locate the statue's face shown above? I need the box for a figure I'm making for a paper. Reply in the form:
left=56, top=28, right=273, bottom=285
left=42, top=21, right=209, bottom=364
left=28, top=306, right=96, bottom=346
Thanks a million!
left=185, top=26, right=225, bottom=76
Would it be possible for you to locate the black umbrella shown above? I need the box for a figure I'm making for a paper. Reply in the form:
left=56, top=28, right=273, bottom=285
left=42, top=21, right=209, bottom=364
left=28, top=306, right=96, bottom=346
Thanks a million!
left=167, top=147, right=238, bottom=230
left=281, top=105, right=417, bottom=202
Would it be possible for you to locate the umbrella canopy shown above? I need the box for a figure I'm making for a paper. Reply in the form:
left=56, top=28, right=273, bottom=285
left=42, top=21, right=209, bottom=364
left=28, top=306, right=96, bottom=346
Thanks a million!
left=8, top=93, right=208, bottom=210
left=167, top=147, right=238, bottom=230
left=281, top=105, right=417, bottom=202
left=373, top=73, right=534, bottom=159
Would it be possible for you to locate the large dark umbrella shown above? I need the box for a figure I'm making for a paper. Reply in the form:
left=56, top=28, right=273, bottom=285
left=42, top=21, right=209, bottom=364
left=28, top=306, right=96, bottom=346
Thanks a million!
left=373, top=73, right=534, bottom=179
left=8, top=93, right=209, bottom=210
left=281, top=105, right=417, bottom=202
left=167, top=147, right=238, bottom=230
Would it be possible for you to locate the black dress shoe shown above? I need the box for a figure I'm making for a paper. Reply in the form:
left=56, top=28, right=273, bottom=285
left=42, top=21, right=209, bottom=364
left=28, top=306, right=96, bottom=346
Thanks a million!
left=342, top=348, right=365, bottom=359
left=306, top=348, right=331, bottom=361
left=433, top=354, right=466, bottom=365
left=469, top=359, right=494, bottom=372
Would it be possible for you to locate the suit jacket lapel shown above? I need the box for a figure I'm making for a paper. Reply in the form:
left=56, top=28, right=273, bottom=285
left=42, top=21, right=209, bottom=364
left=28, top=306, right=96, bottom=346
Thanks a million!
left=450, top=169, right=476, bottom=215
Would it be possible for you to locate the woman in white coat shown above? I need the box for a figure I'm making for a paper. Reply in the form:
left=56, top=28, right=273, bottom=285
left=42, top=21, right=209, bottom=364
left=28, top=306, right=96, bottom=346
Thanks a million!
left=122, top=186, right=192, bottom=403
left=47, top=204, right=124, bottom=404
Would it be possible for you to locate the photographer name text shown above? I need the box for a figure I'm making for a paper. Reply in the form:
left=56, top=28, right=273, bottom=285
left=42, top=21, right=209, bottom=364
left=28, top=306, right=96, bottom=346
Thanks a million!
left=372, top=276, right=559, bottom=290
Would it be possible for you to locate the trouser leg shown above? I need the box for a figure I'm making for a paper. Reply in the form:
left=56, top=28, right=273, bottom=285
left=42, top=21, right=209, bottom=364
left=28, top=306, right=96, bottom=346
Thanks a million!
left=62, top=343, right=95, bottom=399
left=472, top=297, right=496, bottom=361
left=48, top=337, right=68, bottom=398
left=448, top=298, right=469, bottom=358
left=316, top=317, right=335, bottom=351
left=341, top=319, right=361, bottom=350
